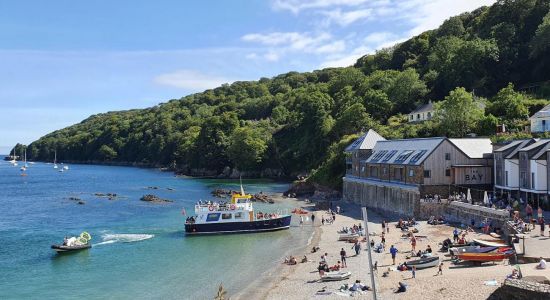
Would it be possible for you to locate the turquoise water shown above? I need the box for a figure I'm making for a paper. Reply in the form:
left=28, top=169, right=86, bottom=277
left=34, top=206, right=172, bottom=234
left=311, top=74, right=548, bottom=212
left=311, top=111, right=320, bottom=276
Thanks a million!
left=0, top=162, right=312, bottom=299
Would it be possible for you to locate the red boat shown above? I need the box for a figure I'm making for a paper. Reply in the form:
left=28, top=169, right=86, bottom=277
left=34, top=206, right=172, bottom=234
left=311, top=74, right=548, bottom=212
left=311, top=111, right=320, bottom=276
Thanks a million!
left=456, top=249, right=514, bottom=262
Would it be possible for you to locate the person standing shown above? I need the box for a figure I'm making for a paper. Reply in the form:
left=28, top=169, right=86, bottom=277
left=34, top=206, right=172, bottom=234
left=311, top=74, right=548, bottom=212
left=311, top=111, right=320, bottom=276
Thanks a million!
left=453, top=227, right=459, bottom=243
left=540, top=217, right=545, bottom=236
left=538, top=206, right=543, bottom=219
left=390, top=245, right=398, bottom=265
left=412, top=266, right=416, bottom=279
left=336, top=205, right=341, bottom=214
left=340, top=248, right=347, bottom=267
left=526, top=203, right=533, bottom=221
left=386, top=220, right=390, bottom=233
left=410, top=234, right=417, bottom=253
left=381, top=232, right=386, bottom=246
left=352, top=241, right=361, bottom=256
left=436, top=262, right=443, bottom=275
left=299, top=215, right=304, bottom=226
left=311, top=213, right=316, bottom=225
left=321, top=217, right=325, bottom=226
left=382, top=220, right=386, bottom=232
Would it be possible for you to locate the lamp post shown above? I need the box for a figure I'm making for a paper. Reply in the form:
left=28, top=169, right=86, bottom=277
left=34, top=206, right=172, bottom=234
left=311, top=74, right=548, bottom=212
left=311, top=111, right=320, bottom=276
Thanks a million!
left=362, top=207, right=377, bottom=300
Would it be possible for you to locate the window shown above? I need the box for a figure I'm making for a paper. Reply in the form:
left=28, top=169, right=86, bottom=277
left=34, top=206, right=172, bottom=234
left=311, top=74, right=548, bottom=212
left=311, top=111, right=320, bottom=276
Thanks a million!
left=370, top=150, right=388, bottom=162
left=361, top=166, right=365, bottom=172
left=445, top=169, right=451, bottom=177
left=409, top=150, right=427, bottom=163
left=423, top=170, right=431, bottom=178
left=532, top=172, right=535, bottom=189
left=445, top=153, right=451, bottom=160
left=417, top=114, right=420, bottom=119
left=409, top=169, right=415, bottom=177
left=222, top=213, right=233, bottom=220
left=395, top=150, right=414, bottom=163
left=382, top=150, right=398, bottom=162
left=369, top=166, right=378, bottom=177
left=427, top=112, right=432, bottom=119
left=410, top=115, right=413, bottom=120
left=505, top=171, right=508, bottom=186
left=234, top=212, right=243, bottom=219
left=382, top=167, right=387, bottom=175
left=206, top=213, right=220, bottom=222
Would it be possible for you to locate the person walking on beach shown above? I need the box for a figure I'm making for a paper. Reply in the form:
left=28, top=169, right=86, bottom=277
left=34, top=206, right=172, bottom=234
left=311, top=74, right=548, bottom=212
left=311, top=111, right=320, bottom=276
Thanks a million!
left=436, top=262, right=443, bottom=275
left=382, top=220, right=386, bottom=232
left=321, top=217, right=325, bottom=226
left=386, top=220, right=390, bottom=233
left=453, top=227, right=459, bottom=243
left=540, top=217, right=545, bottom=236
left=390, top=245, right=398, bottom=265
left=311, top=213, right=315, bottom=225
left=538, top=206, right=543, bottom=219
left=352, top=241, right=361, bottom=256
left=336, top=206, right=341, bottom=214
left=299, top=215, right=304, bottom=226
left=410, top=234, right=417, bottom=253
left=381, top=232, right=386, bottom=246
left=340, top=248, right=347, bottom=267
left=412, top=266, right=416, bottom=279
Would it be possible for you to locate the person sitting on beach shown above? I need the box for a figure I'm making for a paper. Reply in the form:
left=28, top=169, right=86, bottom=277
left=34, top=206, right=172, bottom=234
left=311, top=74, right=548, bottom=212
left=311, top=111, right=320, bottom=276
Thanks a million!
left=426, top=245, right=432, bottom=253
left=301, top=255, right=308, bottom=263
left=507, top=269, right=520, bottom=279
left=458, top=235, right=466, bottom=245
left=350, top=280, right=371, bottom=292
left=329, top=261, right=341, bottom=271
left=536, top=257, right=547, bottom=269
left=311, top=246, right=320, bottom=253
left=395, top=282, right=407, bottom=293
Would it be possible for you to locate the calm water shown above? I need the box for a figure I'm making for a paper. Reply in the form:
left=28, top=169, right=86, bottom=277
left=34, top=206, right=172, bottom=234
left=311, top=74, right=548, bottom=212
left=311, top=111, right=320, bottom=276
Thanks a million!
left=0, top=162, right=312, bottom=299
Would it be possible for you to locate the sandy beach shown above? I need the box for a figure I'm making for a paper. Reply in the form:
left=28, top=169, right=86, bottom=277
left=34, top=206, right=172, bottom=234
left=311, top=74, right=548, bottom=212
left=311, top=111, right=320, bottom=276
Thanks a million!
left=238, top=201, right=550, bottom=300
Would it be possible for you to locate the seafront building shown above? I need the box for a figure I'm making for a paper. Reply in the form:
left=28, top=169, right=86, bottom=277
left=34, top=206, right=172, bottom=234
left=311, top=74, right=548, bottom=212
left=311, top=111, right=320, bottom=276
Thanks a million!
left=529, top=104, right=550, bottom=133
left=343, top=135, right=493, bottom=216
left=493, top=139, right=536, bottom=199
left=344, top=129, right=385, bottom=177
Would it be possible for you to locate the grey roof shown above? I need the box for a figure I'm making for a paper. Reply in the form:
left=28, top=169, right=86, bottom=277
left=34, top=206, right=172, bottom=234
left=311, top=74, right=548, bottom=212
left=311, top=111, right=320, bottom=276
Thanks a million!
left=409, top=102, right=434, bottom=114
left=519, top=139, right=550, bottom=159
left=530, top=104, right=550, bottom=119
left=494, top=140, right=526, bottom=153
left=366, top=137, right=493, bottom=165
left=448, top=138, right=493, bottom=159
left=366, top=137, right=445, bottom=165
left=345, top=129, right=386, bottom=152
left=505, top=139, right=537, bottom=159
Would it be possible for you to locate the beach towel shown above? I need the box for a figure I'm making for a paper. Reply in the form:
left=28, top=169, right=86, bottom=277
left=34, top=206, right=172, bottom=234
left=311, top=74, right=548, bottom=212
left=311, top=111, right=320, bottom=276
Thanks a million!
left=484, top=279, right=498, bottom=286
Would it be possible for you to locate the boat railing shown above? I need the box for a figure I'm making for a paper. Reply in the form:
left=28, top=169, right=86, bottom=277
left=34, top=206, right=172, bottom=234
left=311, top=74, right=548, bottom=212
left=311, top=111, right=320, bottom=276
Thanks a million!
left=194, top=202, right=252, bottom=212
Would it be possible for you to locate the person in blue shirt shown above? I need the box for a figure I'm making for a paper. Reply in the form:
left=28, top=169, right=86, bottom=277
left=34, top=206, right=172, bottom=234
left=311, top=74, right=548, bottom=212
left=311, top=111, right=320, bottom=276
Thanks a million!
left=390, top=245, right=398, bottom=265
left=453, top=227, right=459, bottom=243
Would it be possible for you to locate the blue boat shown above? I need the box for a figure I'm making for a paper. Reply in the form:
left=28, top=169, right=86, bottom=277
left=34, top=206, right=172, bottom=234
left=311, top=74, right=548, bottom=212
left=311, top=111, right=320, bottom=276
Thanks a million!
left=184, top=186, right=291, bottom=235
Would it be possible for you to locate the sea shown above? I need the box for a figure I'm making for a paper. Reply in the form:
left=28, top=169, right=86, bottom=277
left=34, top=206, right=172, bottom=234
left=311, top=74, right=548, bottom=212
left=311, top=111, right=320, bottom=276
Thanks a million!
left=0, top=161, right=313, bottom=299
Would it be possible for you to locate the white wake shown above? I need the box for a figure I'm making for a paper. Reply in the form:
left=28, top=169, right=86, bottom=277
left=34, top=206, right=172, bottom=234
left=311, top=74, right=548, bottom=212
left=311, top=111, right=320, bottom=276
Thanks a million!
left=94, top=233, right=154, bottom=246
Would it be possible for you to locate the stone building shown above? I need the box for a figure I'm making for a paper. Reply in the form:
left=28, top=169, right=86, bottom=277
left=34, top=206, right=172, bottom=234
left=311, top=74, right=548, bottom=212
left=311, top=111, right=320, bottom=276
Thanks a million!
left=344, top=129, right=385, bottom=177
left=343, top=137, right=493, bottom=216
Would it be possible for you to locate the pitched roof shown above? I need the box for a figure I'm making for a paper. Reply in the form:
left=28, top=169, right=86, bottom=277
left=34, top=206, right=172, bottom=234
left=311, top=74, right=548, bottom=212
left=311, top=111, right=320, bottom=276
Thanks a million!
left=530, top=104, right=550, bottom=119
left=409, top=101, right=434, bottom=114
left=494, top=140, right=525, bottom=153
left=519, top=139, right=550, bottom=159
left=448, top=138, right=493, bottom=159
left=345, top=129, right=386, bottom=152
left=366, top=137, right=445, bottom=165
left=500, top=139, right=537, bottom=159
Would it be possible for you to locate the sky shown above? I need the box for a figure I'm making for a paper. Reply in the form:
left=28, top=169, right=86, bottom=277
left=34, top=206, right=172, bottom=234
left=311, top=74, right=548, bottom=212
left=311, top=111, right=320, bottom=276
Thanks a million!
left=0, top=0, right=495, bottom=154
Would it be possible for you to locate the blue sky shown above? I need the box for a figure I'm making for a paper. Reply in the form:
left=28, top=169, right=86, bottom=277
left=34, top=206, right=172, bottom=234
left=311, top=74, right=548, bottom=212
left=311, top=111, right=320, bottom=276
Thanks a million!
left=0, top=0, right=495, bottom=154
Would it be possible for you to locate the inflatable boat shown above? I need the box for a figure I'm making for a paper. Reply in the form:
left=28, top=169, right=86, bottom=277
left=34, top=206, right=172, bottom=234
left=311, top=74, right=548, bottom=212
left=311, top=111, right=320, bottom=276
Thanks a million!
left=321, top=271, right=352, bottom=281
left=404, top=256, right=440, bottom=269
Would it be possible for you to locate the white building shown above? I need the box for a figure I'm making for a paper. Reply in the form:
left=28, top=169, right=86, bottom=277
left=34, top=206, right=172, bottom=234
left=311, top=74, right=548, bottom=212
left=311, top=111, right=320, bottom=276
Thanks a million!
left=529, top=104, right=550, bottom=133
left=494, top=139, right=534, bottom=197
left=408, top=101, right=434, bottom=123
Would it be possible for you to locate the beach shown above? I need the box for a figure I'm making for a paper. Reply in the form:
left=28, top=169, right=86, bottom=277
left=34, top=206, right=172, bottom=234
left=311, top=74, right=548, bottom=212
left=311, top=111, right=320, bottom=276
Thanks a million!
left=245, top=201, right=549, bottom=300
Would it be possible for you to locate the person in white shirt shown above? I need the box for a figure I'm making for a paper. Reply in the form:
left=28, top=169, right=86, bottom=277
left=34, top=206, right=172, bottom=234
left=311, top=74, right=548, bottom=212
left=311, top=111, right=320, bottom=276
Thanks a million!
left=536, top=257, right=547, bottom=269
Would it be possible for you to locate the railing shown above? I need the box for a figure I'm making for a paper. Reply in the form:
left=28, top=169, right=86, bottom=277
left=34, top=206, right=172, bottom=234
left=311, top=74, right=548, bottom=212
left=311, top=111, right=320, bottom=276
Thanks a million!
left=194, top=202, right=252, bottom=213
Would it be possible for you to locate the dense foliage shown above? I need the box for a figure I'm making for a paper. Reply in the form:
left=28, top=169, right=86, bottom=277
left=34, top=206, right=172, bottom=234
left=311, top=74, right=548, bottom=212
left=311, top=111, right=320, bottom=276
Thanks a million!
left=24, top=0, right=550, bottom=189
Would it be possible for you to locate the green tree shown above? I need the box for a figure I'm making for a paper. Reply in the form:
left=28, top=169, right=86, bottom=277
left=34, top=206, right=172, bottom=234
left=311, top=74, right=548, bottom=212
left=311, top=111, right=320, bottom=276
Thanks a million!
left=98, top=145, right=117, bottom=160
left=487, top=83, right=529, bottom=122
left=435, top=87, right=484, bottom=137
left=227, top=125, right=271, bottom=171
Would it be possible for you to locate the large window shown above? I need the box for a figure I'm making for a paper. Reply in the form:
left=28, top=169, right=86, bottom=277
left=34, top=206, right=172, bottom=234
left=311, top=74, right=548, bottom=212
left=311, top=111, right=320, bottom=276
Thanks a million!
left=445, top=153, right=451, bottom=160
left=445, top=169, right=451, bottom=177
left=206, top=213, right=220, bottom=222
left=234, top=212, right=244, bottom=219
left=369, top=166, right=379, bottom=177
left=532, top=172, right=535, bottom=189
left=222, top=213, right=233, bottom=220
left=423, top=170, right=431, bottom=178
left=395, top=150, right=414, bottom=163
left=409, top=169, right=415, bottom=177
left=382, top=150, right=398, bottom=162
left=409, top=150, right=427, bottom=163
left=370, top=150, right=388, bottom=162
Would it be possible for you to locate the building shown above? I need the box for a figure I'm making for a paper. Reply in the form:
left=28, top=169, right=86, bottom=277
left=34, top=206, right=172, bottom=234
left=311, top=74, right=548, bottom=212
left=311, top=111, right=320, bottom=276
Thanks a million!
left=517, top=139, right=550, bottom=204
left=529, top=104, right=550, bottom=133
left=408, top=101, right=434, bottom=123
left=343, top=137, right=493, bottom=216
left=494, top=139, right=535, bottom=199
left=344, top=129, right=385, bottom=177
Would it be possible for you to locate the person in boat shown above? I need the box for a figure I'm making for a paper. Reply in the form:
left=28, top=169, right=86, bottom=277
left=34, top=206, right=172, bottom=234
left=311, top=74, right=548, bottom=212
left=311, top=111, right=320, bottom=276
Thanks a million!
left=536, top=257, right=547, bottom=269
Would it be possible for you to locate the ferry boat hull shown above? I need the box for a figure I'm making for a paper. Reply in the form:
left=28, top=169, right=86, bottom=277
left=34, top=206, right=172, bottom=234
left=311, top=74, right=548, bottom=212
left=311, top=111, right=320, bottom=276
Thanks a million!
left=185, top=215, right=291, bottom=234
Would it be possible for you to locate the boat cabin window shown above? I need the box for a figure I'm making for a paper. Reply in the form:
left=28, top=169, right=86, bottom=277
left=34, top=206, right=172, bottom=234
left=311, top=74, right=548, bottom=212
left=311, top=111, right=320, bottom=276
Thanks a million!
left=234, top=212, right=243, bottom=219
left=236, top=198, right=247, bottom=203
left=221, top=213, right=233, bottom=220
left=206, top=213, right=220, bottom=222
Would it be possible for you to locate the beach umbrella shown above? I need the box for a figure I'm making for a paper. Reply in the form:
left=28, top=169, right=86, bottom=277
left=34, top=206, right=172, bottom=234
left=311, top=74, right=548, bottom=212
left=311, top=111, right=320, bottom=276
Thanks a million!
left=466, top=189, right=472, bottom=204
left=483, top=191, right=489, bottom=205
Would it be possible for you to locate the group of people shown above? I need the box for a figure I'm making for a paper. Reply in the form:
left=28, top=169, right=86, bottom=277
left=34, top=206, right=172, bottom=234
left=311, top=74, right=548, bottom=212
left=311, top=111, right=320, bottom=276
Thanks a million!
left=317, top=250, right=349, bottom=278
left=339, top=224, right=363, bottom=234
left=257, top=212, right=279, bottom=220
left=427, top=215, right=445, bottom=225
left=397, top=218, right=417, bottom=230
left=422, top=194, right=442, bottom=203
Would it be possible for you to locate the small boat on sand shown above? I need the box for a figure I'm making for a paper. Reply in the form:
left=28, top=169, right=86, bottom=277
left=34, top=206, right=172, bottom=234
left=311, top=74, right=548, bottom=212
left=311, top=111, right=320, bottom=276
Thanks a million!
left=51, top=232, right=92, bottom=253
left=456, top=250, right=514, bottom=262
left=473, top=238, right=508, bottom=247
left=338, top=233, right=360, bottom=241
left=405, top=256, right=439, bottom=269
left=449, top=246, right=497, bottom=256
left=321, top=271, right=352, bottom=281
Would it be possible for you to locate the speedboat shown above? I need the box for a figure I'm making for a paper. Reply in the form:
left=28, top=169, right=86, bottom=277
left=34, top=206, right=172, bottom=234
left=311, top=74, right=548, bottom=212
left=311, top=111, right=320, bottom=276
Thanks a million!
left=184, top=185, right=291, bottom=235
left=404, top=256, right=439, bottom=269
left=456, top=249, right=514, bottom=262
left=52, top=232, right=92, bottom=253
left=449, top=246, right=498, bottom=256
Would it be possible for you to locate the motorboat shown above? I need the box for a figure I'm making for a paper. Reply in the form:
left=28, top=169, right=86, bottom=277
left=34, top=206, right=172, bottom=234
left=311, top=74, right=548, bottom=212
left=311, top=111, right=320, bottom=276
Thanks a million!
left=184, top=184, right=291, bottom=235
left=449, top=246, right=497, bottom=256
left=473, top=238, right=508, bottom=247
left=404, top=256, right=440, bottom=269
left=456, top=250, right=514, bottom=262
left=52, top=232, right=92, bottom=253
left=321, top=271, right=352, bottom=281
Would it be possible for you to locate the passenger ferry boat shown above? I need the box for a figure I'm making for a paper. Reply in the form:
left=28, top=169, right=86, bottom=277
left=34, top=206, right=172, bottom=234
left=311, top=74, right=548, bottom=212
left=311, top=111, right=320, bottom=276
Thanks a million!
left=184, top=186, right=291, bottom=235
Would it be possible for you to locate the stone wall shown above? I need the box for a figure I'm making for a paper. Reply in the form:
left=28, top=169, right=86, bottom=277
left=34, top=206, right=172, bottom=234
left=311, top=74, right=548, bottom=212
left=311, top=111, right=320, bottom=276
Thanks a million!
left=444, top=202, right=509, bottom=228
left=343, top=177, right=420, bottom=217
left=488, top=279, right=550, bottom=300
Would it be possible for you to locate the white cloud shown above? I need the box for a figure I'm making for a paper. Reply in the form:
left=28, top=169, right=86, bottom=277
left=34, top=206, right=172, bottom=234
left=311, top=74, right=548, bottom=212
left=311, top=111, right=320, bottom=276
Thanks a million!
left=153, top=70, right=234, bottom=91
left=315, top=40, right=346, bottom=54
left=272, top=0, right=369, bottom=14
left=321, top=8, right=372, bottom=27
left=242, top=31, right=332, bottom=51
left=264, top=51, right=281, bottom=61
